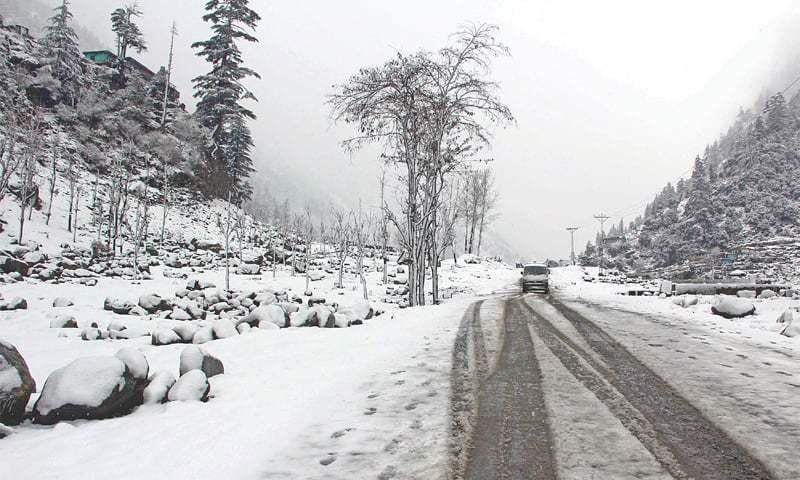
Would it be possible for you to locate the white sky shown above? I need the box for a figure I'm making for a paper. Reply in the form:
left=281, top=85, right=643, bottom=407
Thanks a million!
left=63, top=0, right=800, bottom=259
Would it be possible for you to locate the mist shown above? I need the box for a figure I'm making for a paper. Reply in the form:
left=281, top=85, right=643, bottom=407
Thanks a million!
left=21, top=0, right=800, bottom=259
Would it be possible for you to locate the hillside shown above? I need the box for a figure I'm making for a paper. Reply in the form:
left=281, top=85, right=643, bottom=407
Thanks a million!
left=578, top=88, right=800, bottom=280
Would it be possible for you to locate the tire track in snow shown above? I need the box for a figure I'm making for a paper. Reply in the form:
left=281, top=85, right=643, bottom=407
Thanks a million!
left=523, top=297, right=775, bottom=480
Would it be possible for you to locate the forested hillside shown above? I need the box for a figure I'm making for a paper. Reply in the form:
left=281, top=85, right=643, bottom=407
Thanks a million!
left=581, top=89, right=800, bottom=279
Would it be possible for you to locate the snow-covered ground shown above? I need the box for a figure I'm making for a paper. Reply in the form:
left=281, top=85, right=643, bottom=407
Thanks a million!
left=0, top=256, right=518, bottom=479
left=551, top=266, right=799, bottom=353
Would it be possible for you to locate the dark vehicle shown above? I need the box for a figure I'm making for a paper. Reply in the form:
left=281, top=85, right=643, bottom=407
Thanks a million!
left=521, top=264, right=550, bottom=293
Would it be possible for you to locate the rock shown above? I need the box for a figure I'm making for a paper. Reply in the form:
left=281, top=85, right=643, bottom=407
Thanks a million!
left=0, top=297, right=27, bottom=311
left=244, top=305, right=288, bottom=329
left=308, top=305, right=336, bottom=328
left=81, top=328, right=103, bottom=341
left=280, top=302, right=300, bottom=315
left=309, top=271, right=325, bottom=282
left=165, top=255, right=182, bottom=268
left=151, top=328, right=182, bottom=346
left=185, top=302, right=204, bottom=320
left=32, top=356, right=141, bottom=425
left=167, top=370, right=210, bottom=402
left=173, top=323, right=199, bottom=343
left=235, top=263, right=261, bottom=275
left=237, top=322, right=251, bottom=334
left=128, top=305, right=149, bottom=317
left=212, top=319, right=238, bottom=339
left=777, top=309, right=800, bottom=337
left=139, top=294, right=170, bottom=313
left=0, top=256, right=29, bottom=276
left=22, top=252, right=45, bottom=265
left=170, top=307, right=192, bottom=321
left=191, top=239, right=222, bottom=252
left=192, top=326, right=215, bottom=344
left=254, top=291, right=276, bottom=306
left=143, top=371, right=176, bottom=404
left=308, top=296, right=326, bottom=307
left=349, top=300, right=374, bottom=321
left=671, top=295, right=698, bottom=308
left=333, top=313, right=352, bottom=328
left=736, top=290, right=756, bottom=299
left=0, top=340, right=36, bottom=426
left=115, top=348, right=149, bottom=381
left=758, top=289, right=778, bottom=300
left=289, top=308, right=310, bottom=327
left=711, top=296, right=756, bottom=319
left=49, top=315, right=77, bottom=328
left=52, top=297, right=74, bottom=308
left=180, top=345, right=225, bottom=378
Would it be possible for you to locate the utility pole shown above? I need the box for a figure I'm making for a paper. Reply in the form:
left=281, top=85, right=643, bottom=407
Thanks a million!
left=566, top=227, right=579, bottom=266
left=593, top=213, right=610, bottom=274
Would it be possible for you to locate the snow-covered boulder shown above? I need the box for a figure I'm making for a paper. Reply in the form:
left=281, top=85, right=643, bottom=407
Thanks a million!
left=0, top=340, right=36, bottom=426
left=22, top=252, right=45, bottom=265
left=104, top=297, right=134, bottom=315
left=348, top=300, right=374, bottom=321
left=243, top=304, right=287, bottom=329
left=736, top=290, right=756, bottom=299
left=671, top=295, right=698, bottom=308
left=170, top=307, right=192, bottom=321
left=289, top=308, right=310, bottom=327
left=212, top=319, right=238, bottom=339
left=173, top=323, right=199, bottom=343
left=143, top=371, right=176, bottom=404
left=115, top=348, right=149, bottom=381
left=711, top=296, right=756, bottom=319
left=254, top=291, right=276, bottom=306
left=237, top=323, right=251, bottom=334
left=758, top=289, right=778, bottom=300
left=139, top=294, right=170, bottom=313
left=81, top=327, right=105, bottom=341
left=236, top=263, right=260, bottom=275
left=180, top=345, right=224, bottom=378
left=192, top=326, right=215, bottom=344
left=307, top=296, right=326, bottom=307
left=49, top=315, right=77, bottom=329
left=776, top=309, right=800, bottom=338
left=191, top=239, right=222, bottom=252
left=0, top=255, right=29, bottom=276
left=0, top=297, right=27, bottom=311
left=168, top=370, right=210, bottom=402
left=33, top=356, right=141, bottom=424
left=308, top=305, right=336, bottom=328
left=151, top=328, right=182, bottom=346
left=52, top=297, right=74, bottom=308
left=165, top=255, right=182, bottom=268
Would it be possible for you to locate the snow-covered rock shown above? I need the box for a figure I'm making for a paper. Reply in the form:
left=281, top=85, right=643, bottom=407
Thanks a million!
left=671, top=295, right=698, bottom=308
left=49, top=315, right=77, bottom=328
left=0, top=340, right=36, bottom=426
left=151, top=328, right=182, bottom=346
left=736, top=290, right=756, bottom=299
left=192, top=326, right=215, bottom=344
left=143, top=371, right=176, bottom=404
left=236, top=263, right=260, bottom=275
left=170, top=307, right=192, bottom=321
left=758, top=289, right=778, bottom=299
left=173, top=323, right=199, bottom=343
left=308, top=305, right=336, bottom=328
left=237, top=322, right=251, bottom=334
left=711, top=296, right=756, bottom=319
left=289, top=308, right=310, bottom=327
left=0, top=297, right=27, bottom=311
left=115, top=348, right=149, bottom=381
left=167, top=370, right=210, bottom=402
left=243, top=304, right=287, bottom=329
left=212, top=319, right=238, bottom=339
left=139, top=294, right=170, bottom=313
left=33, top=356, right=141, bottom=424
left=52, top=297, right=74, bottom=308
left=179, top=345, right=224, bottom=378
left=776, top=309, right=800, bottom=338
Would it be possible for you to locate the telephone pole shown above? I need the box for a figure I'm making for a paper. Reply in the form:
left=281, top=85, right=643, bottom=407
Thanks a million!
left=593, top=213, right=610, bottom=273
left=566, top=227, right=579, bottom=266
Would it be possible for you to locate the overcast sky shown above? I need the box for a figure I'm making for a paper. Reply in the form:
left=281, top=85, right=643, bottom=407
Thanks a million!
left=60, top=0, right=800, bottom=259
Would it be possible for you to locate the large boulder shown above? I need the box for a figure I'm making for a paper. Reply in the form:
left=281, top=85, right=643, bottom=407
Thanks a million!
left=138, top=294, right=171, bottom=313
left=179, top=345, right=224, bottom=378
left=52, top=297, right=74, bottom=308
left=711, top=296, right=756, bottom=319
left=243, top=304, right=287, bottom=329
left=192, top=325, right=215, bottom=345
left=115, top=347, right=149, bottom=404
left=235, top=263, right=261, bottom=275
left=143, top=371, right=176, bottom=404
left=191, top=239, right=222, bottom=252
left=736, top=290, right=756, bottom=299
left=777, top=309, right=800, bottom=338
left=212, top=319, right=238, bottom=339
left=758, top=289, right=778, bottom=300
left=308, top=305, right=336, bottom=328
left=22, top=252, right=46, bottom=265
left=32, top=356, right=141, bottom=425
left=173, top=323, right=199, bottom=343
left=0, top=341, right=36, bottom=426
left=151, top=328, right=182, bottom=346
left=0, top=255, right=29, bottom=276
left=168, top=370, right=210, bottom=402
left=671, top=295, right=698, bottom=308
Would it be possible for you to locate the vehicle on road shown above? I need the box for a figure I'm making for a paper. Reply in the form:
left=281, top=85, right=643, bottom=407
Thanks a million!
left=521, top=263, right=550, bottom=293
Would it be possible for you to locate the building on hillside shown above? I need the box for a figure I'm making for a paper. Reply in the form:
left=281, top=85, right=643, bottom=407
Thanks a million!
left=83, top=50, right=180, bottom=101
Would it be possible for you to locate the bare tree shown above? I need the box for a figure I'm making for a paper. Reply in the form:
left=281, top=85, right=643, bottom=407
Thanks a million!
left=476, top=167, right=499, bottom=256
left=330, top=207, right=351, bottom=289
left=45, top=143, right=59, bottom=226
left=330, top=24, right=513, bottom=306
left=351, top=202, right=375, bottom=300
left=17, top=112, right=44, bottom=243
left=0, top=115, right=23, bottom=206
left=129, top=180, right=148, bottom=280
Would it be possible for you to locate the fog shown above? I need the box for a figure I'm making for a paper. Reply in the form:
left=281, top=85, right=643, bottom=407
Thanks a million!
left=50, top=0, right=800, bottom=259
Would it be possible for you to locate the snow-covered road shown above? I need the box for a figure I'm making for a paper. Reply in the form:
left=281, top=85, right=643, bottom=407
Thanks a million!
left=461, top=293, right=799, bottom=480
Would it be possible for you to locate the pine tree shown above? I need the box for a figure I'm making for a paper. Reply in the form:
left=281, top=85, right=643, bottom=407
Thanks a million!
left=111, top=3, right=147, bottom=64
left=40, top=0, right=83, bottom=106
left=192, top=0, right=261, bottom=203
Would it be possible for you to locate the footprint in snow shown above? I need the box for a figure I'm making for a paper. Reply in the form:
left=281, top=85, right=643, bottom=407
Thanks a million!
left=378, top=465, right=398, bottom=480
left=390, top=370, right=405, bottom=375
left=404, top=401, right=419, bottom=411
left=364, top=407, right=378, bottom=416
left=319, top=454, right=337, bottom=466
left=395, top=379, right=406, bottom=386
left=331, top=428, right=353, bottom=439
left=740, top=372, right=754, bottom=378
left=367, top=393, right=379, bottom=399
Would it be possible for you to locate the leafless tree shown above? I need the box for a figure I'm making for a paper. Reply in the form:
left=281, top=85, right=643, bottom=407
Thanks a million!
left=330, top=207, right=351, bottom=289
left=330, top=23, right=513, bottom=305
left=352, top=202, right=375, bottom=300
left=17, top=112, right=44, bottom=243
left=0, top=115, right=23, bottom=206
left=45, top=143, right=58, bottom=226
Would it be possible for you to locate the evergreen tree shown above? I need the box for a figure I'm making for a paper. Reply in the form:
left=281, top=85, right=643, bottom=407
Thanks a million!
left=111, top=3, right=147, bottom=63
left=192, top=0, right=261, bottom=203
left=40, top=0, right=83, bottom=106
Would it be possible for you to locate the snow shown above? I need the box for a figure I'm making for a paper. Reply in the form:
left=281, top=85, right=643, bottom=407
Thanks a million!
left=0, top=363, right=22, bottom=392
left=33, top=356, right=127, bottom=416
left=115, top=347, right=148, bottom=380
left=167, top=370, right=209, bottom=402
left=142, top=371, right=176, bottom=405
left=711, top=296, right=756, bottom=318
